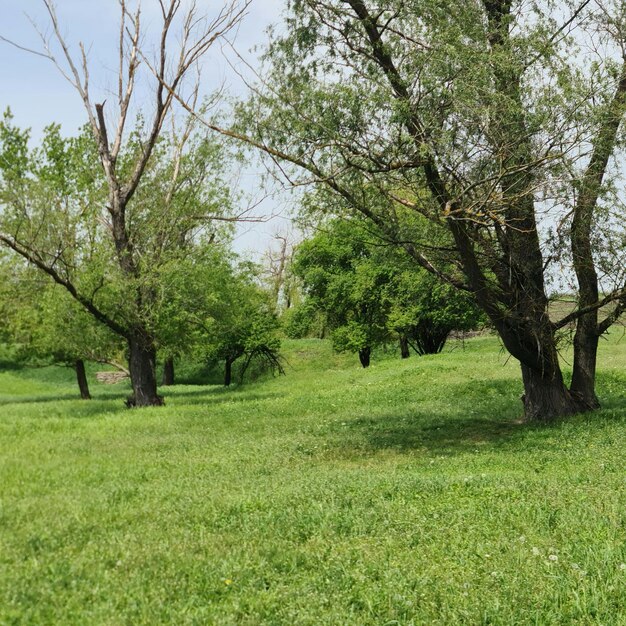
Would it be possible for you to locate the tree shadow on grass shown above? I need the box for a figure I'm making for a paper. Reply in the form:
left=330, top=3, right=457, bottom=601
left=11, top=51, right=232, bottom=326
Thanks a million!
left=165, top=385, right=282, bottom=408
left=351, top=412, right=528, bottom=457
left=332, top=377, right=552, bottom=457
left=0, top=387, right=130, bottom=406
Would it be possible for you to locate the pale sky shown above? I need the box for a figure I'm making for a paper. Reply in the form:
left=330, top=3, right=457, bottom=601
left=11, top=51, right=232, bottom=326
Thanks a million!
left=0, top=0, right=291, bottom=257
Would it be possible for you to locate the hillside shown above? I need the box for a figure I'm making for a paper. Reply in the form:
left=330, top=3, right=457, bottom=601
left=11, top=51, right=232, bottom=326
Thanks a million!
left=1, top=334, right=626, bottom=625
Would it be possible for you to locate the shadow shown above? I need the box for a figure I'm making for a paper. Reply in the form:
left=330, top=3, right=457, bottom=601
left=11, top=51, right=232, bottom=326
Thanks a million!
left=0, top=393, right=85, bottom=406
left=326, top=375, right=620, bottom=457
left=164, top=386, right=282, bottom=407
left=0, top=397, right=130, bottom=420
left=0, top=360, right=24, bottom=372
left=348, top=412, right=528, bottom=457
left=0, top=390, right=130, bottom=408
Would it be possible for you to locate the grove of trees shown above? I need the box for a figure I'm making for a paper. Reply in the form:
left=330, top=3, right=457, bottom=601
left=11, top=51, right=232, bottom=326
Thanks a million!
left=288, top=216, right=483, bottom=367
left=2, top=0, right=626, bottom=423
left=197, top=0, right=626, bottom=421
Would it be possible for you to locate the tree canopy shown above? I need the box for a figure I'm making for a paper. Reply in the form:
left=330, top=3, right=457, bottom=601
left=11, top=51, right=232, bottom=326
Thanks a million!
left=200, top=0, right=626, bottom=420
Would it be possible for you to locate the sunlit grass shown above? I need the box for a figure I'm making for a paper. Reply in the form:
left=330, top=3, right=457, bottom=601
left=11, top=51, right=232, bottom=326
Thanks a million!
left=1, top=333, right=625, bottom=624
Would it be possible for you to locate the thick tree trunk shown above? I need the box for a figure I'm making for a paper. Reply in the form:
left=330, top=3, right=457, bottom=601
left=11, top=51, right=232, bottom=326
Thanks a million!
left=358, top=347, right=371, bottom=368
left=224, top=358, right=234, bottom=387
left=75, top=359, right=91, bottom=400
left=399, top=335, right=410, bottom=359
left=127, top=336, right=163, bottom=407
left=520, top=364, right=583, bottom=422
left=162, top=357, right=175, bottom=386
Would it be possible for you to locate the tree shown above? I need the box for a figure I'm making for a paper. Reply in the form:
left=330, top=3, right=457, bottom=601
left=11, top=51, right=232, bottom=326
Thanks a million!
left=200, top=264, right=283, bottom=387
left=292, top=216, right=482, bottom=366
left=0, top=256, right=124, bottom=399
left=0, top=0, right=249, bottom=406
left=262, top=230, right=300, bottom=313
left=292, top=219, right=391, bottom=367
left=152, top=242, right=282, bottom=387
left=387, top=265, right=484, bottom=358
left=0, top=111, right=236, bottom=406
left=191, top=0, right=626, bottom=420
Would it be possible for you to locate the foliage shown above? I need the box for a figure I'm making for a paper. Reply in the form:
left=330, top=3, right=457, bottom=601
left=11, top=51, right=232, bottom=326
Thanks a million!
left=387, top=266, right=484, bottom=355
left=292, top=219, right=392, bottom=361
left=227, top=0, right=626, bottom=418
left=0, top=252, right=121, bottom=367
left=201, top=263, right=283, bottom=385
left=291, top=217, right=482, bottom=362
left=155, top=246, right=283, bottom=385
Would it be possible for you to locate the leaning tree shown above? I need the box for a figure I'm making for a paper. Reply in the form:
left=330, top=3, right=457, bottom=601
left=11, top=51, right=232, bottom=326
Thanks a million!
left=187, top=0, right=626, bottom=421
left=0, top=0, right=249, bottom=406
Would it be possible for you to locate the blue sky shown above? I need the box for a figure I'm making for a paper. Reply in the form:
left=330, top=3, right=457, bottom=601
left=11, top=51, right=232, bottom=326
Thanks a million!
left=0, top=0, right=291, bottom=256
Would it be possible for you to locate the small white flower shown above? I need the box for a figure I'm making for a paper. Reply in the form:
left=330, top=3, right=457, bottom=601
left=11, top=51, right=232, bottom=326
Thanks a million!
left=548, top=554, right=558, bottom=562
left=619, top=563, right=626, bottom=571
left=532, top=547, right=541, bottom=556
left=519, top=535, right=526, bottom=543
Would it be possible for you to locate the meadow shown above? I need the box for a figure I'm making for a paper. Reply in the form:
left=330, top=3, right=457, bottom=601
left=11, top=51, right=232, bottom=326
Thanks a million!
left=1, top=333, right=626, bottom=625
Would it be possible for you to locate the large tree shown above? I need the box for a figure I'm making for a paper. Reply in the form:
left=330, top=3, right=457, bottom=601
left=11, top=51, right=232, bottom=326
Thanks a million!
left=0, top=0, right=249, bottom=406
left=191, top=0, right=626, bottom=420
left=0, top=111, right=236, bottom=406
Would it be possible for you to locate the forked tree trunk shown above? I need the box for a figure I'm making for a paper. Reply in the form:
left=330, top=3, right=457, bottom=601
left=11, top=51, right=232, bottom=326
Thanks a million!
left=75, top=359, right=91, bottom=400
left=162, top=357, right=175, bottom=386
left=127, top=336, right=163, bottom=407
left=358, top=347, right=371, bottom=368
left=399, top=335, right=410, bottom=359
left=413, top=325, right=449, bottom=355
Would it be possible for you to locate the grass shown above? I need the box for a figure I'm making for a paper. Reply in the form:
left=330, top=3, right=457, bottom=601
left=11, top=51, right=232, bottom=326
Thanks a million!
left=1, top=334, right=626, bottom=625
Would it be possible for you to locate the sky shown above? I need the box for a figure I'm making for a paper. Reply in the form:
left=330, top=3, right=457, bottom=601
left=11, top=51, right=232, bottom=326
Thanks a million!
left=0, top=0, right=291, bottom=257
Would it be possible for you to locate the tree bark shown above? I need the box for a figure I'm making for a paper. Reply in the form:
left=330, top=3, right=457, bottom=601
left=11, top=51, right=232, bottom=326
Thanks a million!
left=224, top=358, right=234, bottom=387
left=399, top=335, right=410, bottom=359
left=75, top=359, right=91, bottom=400
left=162, top=357, right=175, bottom=386
left=358, top=346, right=371, bottom=368
left=570, top=319, right=600, bottom=409
left=520, top=363, right=583, bottom=422
left=127, top=335, right=163, bottom=407
left=567, top=62, right=626, bottom=410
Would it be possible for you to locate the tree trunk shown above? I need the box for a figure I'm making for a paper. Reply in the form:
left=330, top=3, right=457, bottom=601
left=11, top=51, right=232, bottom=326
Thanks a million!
left=520, top=364, right=583, bottom=422
left=75, top=359, right=91, bottom=400
left=399, top=335, right=410, bottom=359
left=127, top=336, right=163, bottom=407
left=224, top=358, right=234, bottom=387
left=570, top=324, right=600, bottom=409
left=162, top=357, right=175, bottom=386
left=358, top=347, right=371, bottom=368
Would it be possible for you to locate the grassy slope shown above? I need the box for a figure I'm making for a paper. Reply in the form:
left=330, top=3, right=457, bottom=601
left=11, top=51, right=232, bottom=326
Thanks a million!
left=1, top=335, right=625, bottom=625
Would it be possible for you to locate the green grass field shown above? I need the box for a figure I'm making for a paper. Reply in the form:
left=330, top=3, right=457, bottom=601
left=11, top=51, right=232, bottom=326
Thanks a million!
left=1, top=333, right=626, bottom=625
